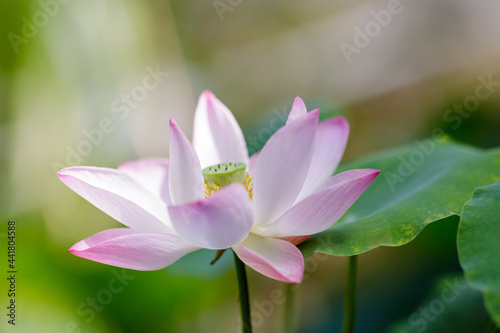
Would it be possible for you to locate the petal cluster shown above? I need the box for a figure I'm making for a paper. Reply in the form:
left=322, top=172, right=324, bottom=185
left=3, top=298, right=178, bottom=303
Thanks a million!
left=59, top=91, right=379, bottom=283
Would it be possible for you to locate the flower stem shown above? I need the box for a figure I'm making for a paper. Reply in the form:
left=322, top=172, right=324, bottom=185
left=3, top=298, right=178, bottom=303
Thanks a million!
left=233, top=251, right=252, bottom=333
left=283, top=283, right=298, bottom=333
left=341, top=255, right=358, bottom=333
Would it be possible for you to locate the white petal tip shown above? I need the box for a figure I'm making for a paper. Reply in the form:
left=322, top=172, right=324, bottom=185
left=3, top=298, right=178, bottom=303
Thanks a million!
left=201, top=90, right=214, bottom=97
left=293, top=96, right=304, bottom=103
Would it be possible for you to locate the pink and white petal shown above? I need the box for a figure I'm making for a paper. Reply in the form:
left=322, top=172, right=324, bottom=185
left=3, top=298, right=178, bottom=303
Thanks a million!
left=118, top=158, right=172, bottom=206
left=279, top=235, right=311, bottom=246
left=193, top=90, right=249, bottom=168
left=296, top=117, right=350, bottom=202
left=254, top=169, right=379, bottom=238
left=233, top=233, right=304, bottom=284
left=253, top=110, right=319, bottom=226
left=169, top=119, right=205, bottom=206
left=248, top=151, right=260, bottom=175
left=286, top=96, right=307, bottom=124
left=58, top=167, right=172, bottom=233
left=69, top=228, right=199, bottom=271
left=168, top=184, right=253, bottom=250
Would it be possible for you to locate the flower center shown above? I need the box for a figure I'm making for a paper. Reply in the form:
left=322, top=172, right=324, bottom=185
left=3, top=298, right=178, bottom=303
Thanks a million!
left=202, top=162, right=253, bottom=200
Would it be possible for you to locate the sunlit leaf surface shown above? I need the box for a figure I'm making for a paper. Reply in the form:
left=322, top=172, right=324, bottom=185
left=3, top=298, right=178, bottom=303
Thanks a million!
left=300, top=140, right=500, bottom=257
left=458, top=180, right=500, bottom=327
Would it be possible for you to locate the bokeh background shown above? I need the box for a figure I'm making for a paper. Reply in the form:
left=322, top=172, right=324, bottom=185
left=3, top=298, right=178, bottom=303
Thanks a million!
left=1, top=0, right=500, bottom=332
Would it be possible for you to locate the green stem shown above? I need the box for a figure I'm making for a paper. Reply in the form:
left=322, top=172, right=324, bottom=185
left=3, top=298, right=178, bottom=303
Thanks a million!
left=341, top=255, right=358, bottom=333
left=233, top=251, right=252, bottom=333
left=283, top=283, right=298, bottom=333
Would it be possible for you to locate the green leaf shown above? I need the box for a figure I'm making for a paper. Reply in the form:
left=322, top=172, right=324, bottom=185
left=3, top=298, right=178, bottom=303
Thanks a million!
left=299, top=140, right=500, bottom=257
left=458, top=180, right=500, bottom=327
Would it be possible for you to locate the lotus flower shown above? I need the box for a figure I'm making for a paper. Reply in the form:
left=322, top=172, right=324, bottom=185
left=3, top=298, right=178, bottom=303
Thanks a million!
left=58, top=91, right=379, bottom=283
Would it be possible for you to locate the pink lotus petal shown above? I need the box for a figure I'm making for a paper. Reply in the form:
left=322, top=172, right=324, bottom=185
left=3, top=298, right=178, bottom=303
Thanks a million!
left=58, top=167, right=172, bottom=233
left=118, top=158, right=171, bottom=205
left=297, top=117, right=350, bottom=201
left=248, top=152, right=260, bottom=175
left=253, top=110, right=319, bottom=226
left=279, top=235, right=311, bottom=245
left=168, top=119, right=205, bottom=206
left=255, top=169, right=380, bottom=237
left=233, top=234, right=304, bottom=283
left=286, top=97, right=307, bottom=124
left=168, top=184, right=253, bottom=250
left=193, top=90, right=249, bottom=168
left=69, top=228, right=198, bottom=270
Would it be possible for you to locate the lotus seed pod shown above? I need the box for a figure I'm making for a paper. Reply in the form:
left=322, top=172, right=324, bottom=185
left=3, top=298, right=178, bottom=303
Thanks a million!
left=202, top=162, right=247, bottom=188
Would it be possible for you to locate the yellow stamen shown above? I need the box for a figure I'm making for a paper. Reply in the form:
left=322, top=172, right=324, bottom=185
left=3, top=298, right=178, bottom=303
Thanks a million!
left=204, top=172, right=253, bottom=200
left=204, top=180, right=222, bottom=196
left=244, top=173, right=253, bottom=201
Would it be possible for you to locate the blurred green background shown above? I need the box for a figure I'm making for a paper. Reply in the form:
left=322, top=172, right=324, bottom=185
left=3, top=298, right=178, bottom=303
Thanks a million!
left=1, top=0, right=500, bottom=332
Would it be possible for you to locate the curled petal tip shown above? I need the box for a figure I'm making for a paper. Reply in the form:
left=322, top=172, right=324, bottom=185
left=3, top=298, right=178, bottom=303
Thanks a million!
left=233, top=235, right=304, bottom=283
left=67, top=229, right=198, bottom=271
left=201, top=89, right=214, bottom=97
left=309, top=108, right=320, bottom=118
left=69, top=239, right=87, bottom=253
left=338, top=116, right=349, bottom=123
left=169, top=119, right=185, bottom=137
left=57, top=167, right=73, bottom=178
left=287, top=274, right=303, bottom=284
left=68, top=245, right=83, bottom=257
left=293, top=96, right=304, bottom=103
left=199, top=90, right=218, bottom=105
